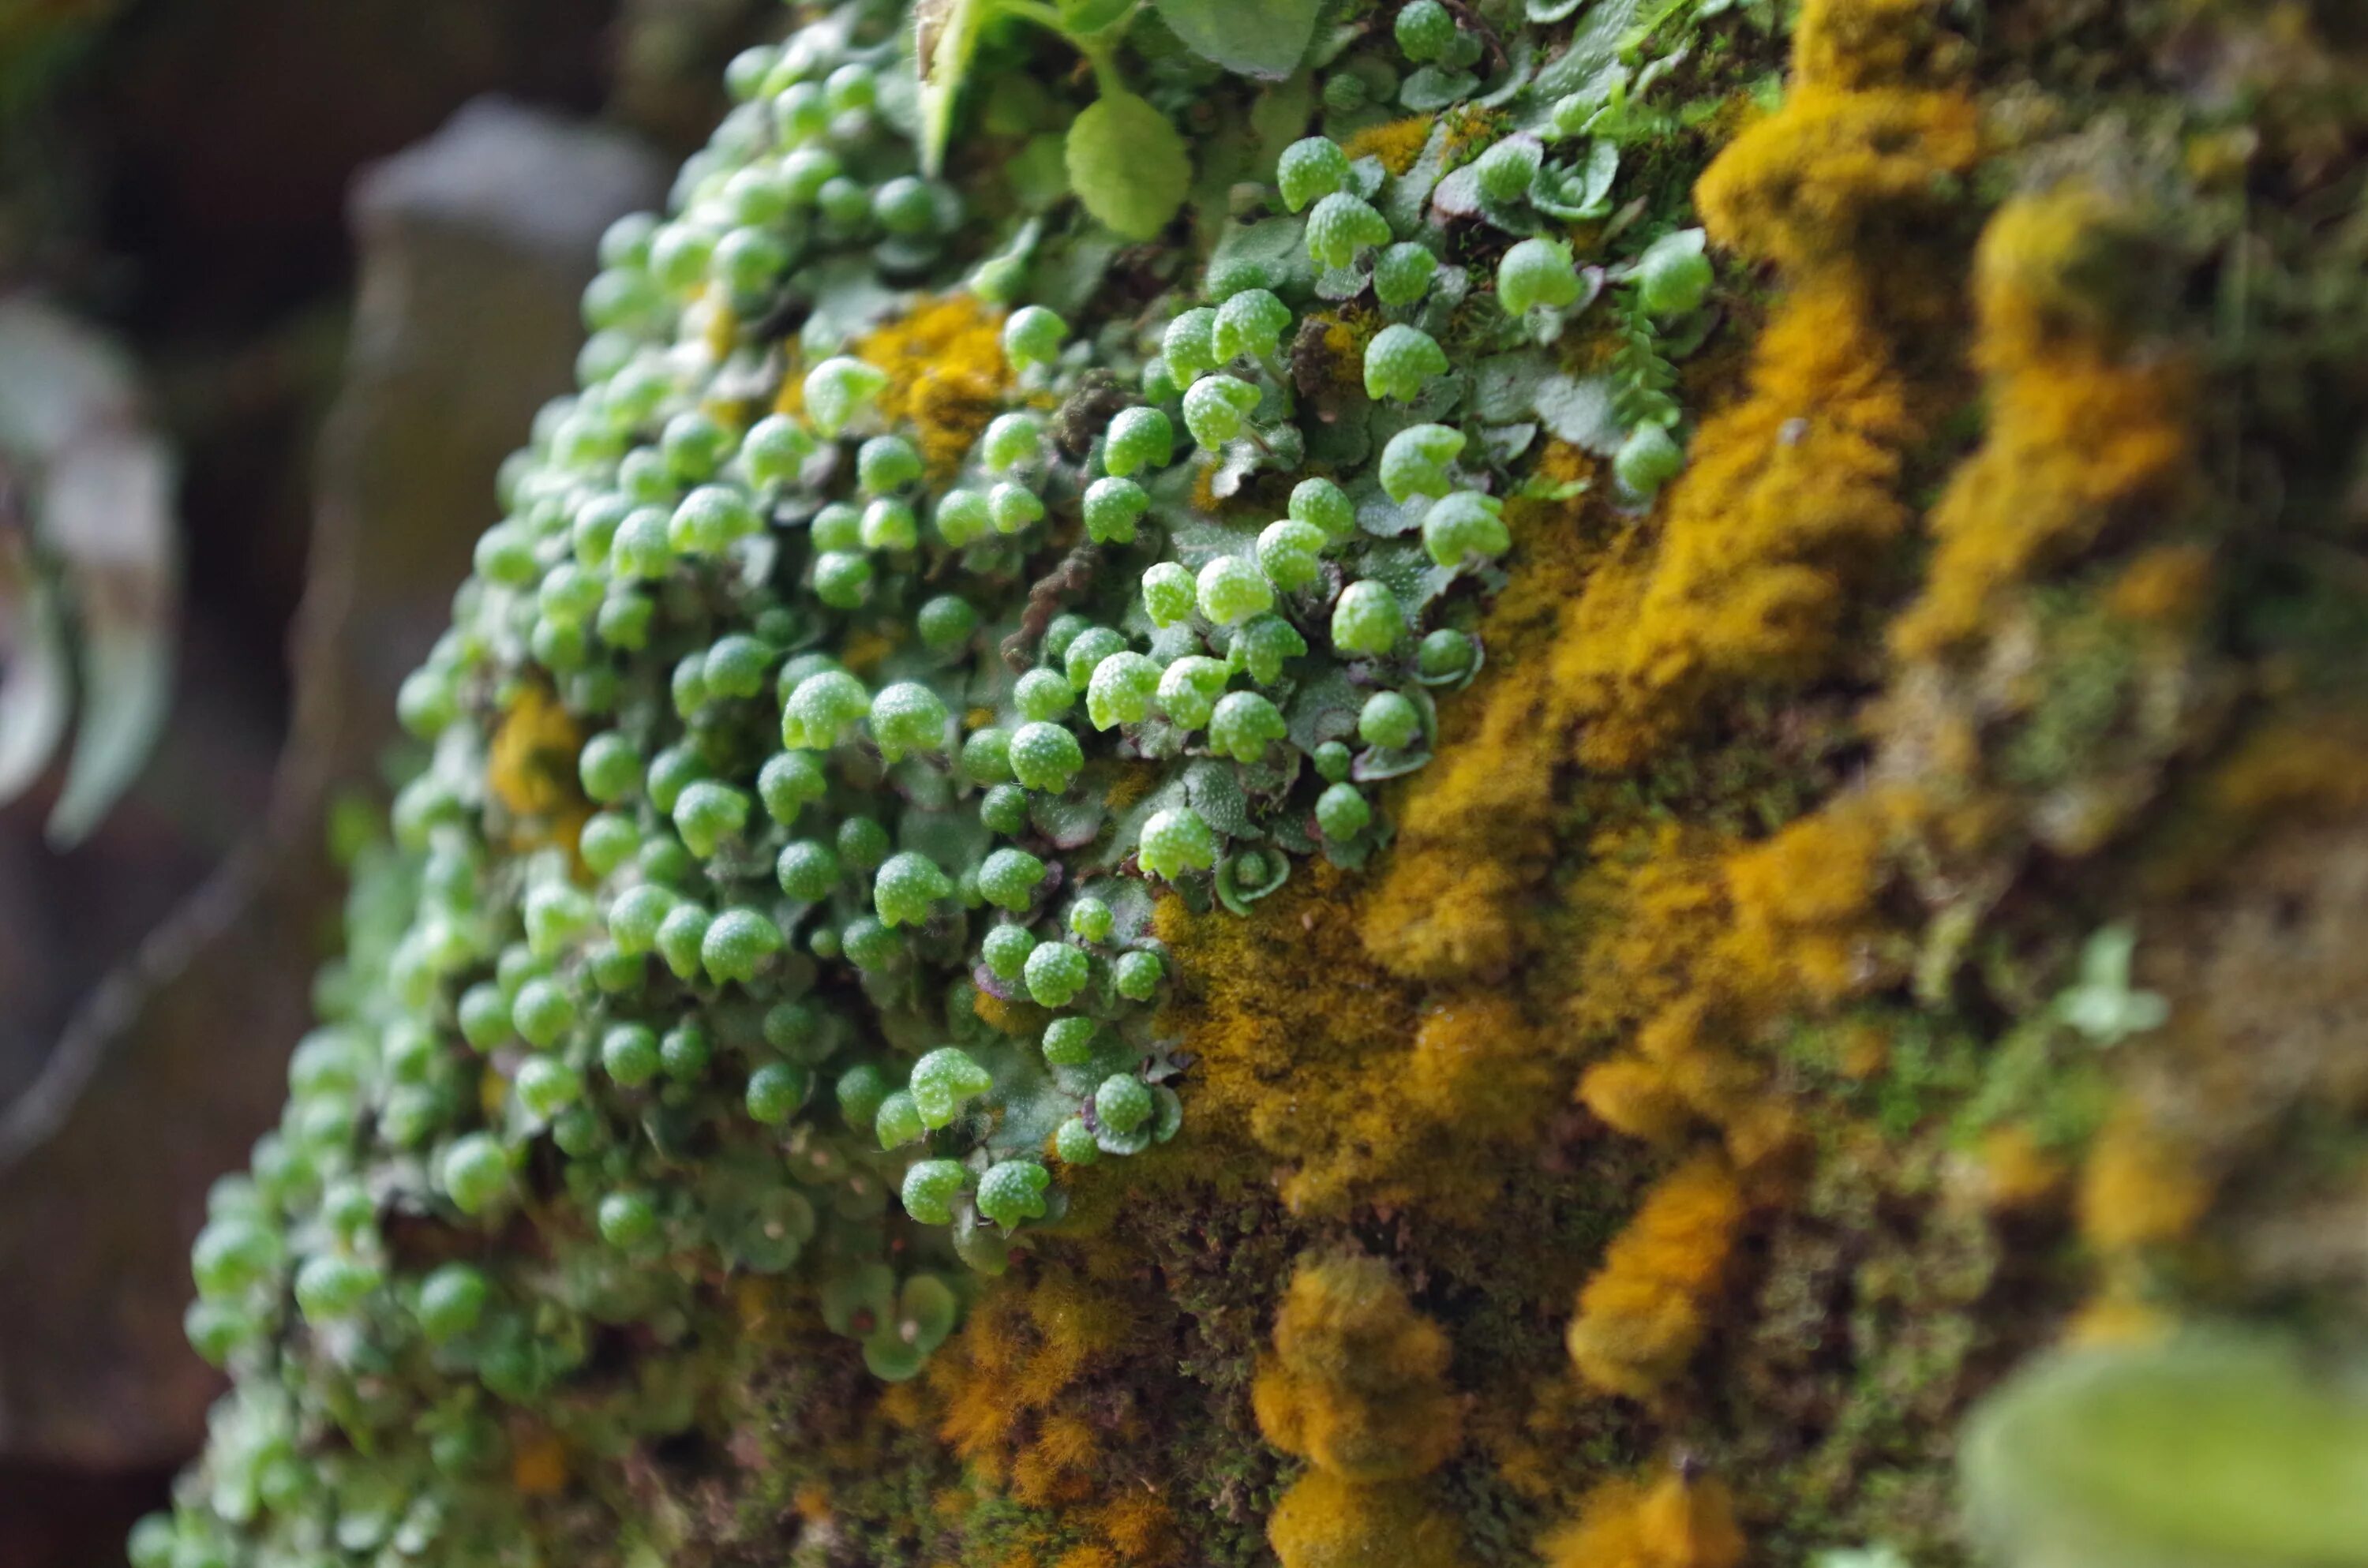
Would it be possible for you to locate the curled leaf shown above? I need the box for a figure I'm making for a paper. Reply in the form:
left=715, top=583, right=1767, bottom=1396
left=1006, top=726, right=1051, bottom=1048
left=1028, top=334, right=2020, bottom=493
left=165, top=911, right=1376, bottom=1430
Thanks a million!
left=1065, top=89, right=1191, bottom=241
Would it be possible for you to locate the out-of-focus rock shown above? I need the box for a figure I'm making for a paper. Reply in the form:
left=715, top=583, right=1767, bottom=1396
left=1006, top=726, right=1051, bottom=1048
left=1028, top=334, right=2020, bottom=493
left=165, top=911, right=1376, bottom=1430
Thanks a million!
left=0, top=99, right=665, bottom=1468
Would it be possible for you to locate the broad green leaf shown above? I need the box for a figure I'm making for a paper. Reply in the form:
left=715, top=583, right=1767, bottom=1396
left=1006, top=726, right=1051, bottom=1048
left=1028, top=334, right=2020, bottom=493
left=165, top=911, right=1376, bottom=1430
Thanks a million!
left=1064, top=89, right=1191, bottom=240
left=1154, top=0, right=1321, bottom=80
left=1961, top=1334, right=2368, bottom=1568
left=913, top=0, right=996, bottom=177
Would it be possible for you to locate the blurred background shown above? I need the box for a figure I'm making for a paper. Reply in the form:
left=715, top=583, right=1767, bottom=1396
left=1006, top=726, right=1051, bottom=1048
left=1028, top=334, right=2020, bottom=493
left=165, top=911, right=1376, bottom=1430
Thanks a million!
left=0, top=2, right=777, bottom=1559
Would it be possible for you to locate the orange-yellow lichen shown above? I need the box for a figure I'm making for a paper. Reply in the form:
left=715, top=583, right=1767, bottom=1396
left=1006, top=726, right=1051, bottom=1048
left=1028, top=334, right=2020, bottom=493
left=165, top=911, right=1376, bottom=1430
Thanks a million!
left=2078, top=1111, right=2211, bottom=1254
left=509, top=1431, right=568, bottom=1495
left=1890, top=188, right=2194, bottom=657
left=487, top=685, right=586, bottom=820
left=1564, top=1153, right=1746, bottom=1401
left=1341, top=114, right=1435, bottom=175
left=1360, top=463, right=1604, bottom=981
left=785, top=292, right=1014, bottom=478
left=1156, top=865, right=1553, bottom=1214
left=1267, top=1472, right=1474, bottom=1568
left=1540, top=1469, right=1746, bottom=1568
left=1252, top=1253, right=1463, bottom=1484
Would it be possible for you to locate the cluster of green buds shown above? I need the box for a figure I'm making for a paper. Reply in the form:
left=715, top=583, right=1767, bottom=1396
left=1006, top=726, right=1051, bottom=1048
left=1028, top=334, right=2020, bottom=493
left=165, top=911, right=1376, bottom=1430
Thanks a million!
left=130, top=0, right=1734, bottom=1558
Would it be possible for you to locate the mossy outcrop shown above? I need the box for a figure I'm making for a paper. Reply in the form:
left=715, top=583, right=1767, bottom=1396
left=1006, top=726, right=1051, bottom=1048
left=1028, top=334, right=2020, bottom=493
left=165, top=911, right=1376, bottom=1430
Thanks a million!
left=137, top=1, right=2368, bottom=1566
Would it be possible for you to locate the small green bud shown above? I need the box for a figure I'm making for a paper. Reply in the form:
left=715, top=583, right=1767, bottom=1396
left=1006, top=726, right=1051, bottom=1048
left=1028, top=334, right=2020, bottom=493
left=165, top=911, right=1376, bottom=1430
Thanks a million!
left=1156, top=656, right=1231, bottom=729
left=875, top=1090, right=925, bottom=1148
left=1103, top=406, right=1174, bottom=475
left=803, top=356, right=890, bottom=436
left=1081, top=476, right=1148, bottom=544
left=759, top=750, right=828, bottom=824
left=1003, top=305, right=1067, bottom=370
left=703, top=907, right=784, bottom=984
left=1138, top=806, right=1218, bottom=880
left=870, top=681, right=950, bottom=762
left=1497, top=236, right=1583, bottom=315
left=1276, top=136, right=1351, bottom=213
left=597, top=1189, right=658, bottom=1249
left=1290, top=476, right=1357, bottom=540
left=746, top=1060, right=810, bottom=1124
left=975, top=1160, right=1051, bottom=1227
left=440, top=1133, right=509, bottom=1215
left=1208, top=690, right=1289, bottom=763
left=1257, top=519, right=1328, bottom=591
left=1042, top=1014, right=1101, bottom=1066
left=1474, top=137, right=1542, bottom=204
left=1635, top=227, right=1712, bottom=317
left=935, top=487, right=992, bottom=547
left=910, top=1046, right=995, bottom=1127
left=1379, top=423, right=1466, bottom=503
left=1373, top=242, right=1440, bottom=307
left=981, top=412, right=1043, bottom=473
left=1306, top=192, right=1392, bottom=271
left=919, top=593, right=980, bottom=651
left=1316, top=781, right=1373, bottom=839
left=1163, top=308, right=1220, bottom=384
left=1054, top=1117, right=1100, bottom=1165
left=777, top=839, right=840, bottom=901
left=1023, top=941, right=1091, bottom=1007
left=602, top=1023, right=661, bottom=1087
left=874, top=852, right=954, bottom=928
left=1614, top=421, right=1685, bottom=498
left=1068, top=897, right=1114, bottom=942
left=1363, top=323, right=1448, bottom=402
left=416, top=1262, right=489, bottom=1342
left=1095, top=1074, right=1154, bottom=1135
left=1197, top=555, right=1275, bottom=625
left=961, top=726, right=1014, bottom=784
left=901, top=1159, right=969, bottom=1223
left=1112, top=948, right=1163, bottom=1000
left=1181, top=373, right=1261, bottom=447
left=1359, top=690, right=1423, bottom=750
left=1212, top=288, right=1291, bottom=361
left=988, top=481, right=1045, bottom=533
left=1331, top=578, right=1405, bottom=656
left=982, top=922, right=1037, bottom=981
left=979, top=846, right=1049, bottom=911
left=1422, top=489, right=1511, bottom=567
left=1086, top=651, right=1162, bottom=729
left=1010, top=721, right=1085, bottom=791
left=673, top=779, right=751, bottom=857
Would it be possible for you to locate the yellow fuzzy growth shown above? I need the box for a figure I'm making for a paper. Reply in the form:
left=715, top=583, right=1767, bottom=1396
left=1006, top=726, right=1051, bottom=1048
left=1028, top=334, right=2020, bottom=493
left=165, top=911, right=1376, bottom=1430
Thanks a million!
left=1793, top=0, right=1967, bottom=92
left=1544, top=0, right=1980, bottom=771
left=1580, top=281, right=1925, bottom=767
left=1361, top=456, right=1605, bottom=980
left=1890, top=188, right=2194, bottom=657
left=931, top=1266, right=1177, bottom=1563
left=1252, top=1253, right=1464, bottom=1484
left=1722, top=790, right=1900, bottom=1009
left=509, top=1431, right=568, bottom=1496
left=2078, top=1111, right=2210, bottom=1255
left=1565, top=1154, right=1746, bottom=1401
left=1155, top=864, right=1554, bottom=1214
left=1341, top=114, right=1434, bottom=176
left=1267, top=1471, right=1474, bottom=1568
left=1540, top=1469, right=1746, bottom=1568
left=487, top=685, right=585, bottom=820
left=838, top=292, right=1014, bottom=478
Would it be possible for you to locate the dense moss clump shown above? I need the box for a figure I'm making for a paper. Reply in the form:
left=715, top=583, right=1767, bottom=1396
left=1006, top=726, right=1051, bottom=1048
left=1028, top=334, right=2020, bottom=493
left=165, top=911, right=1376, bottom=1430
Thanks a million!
left=139, top=0, right=2368, bottom=1565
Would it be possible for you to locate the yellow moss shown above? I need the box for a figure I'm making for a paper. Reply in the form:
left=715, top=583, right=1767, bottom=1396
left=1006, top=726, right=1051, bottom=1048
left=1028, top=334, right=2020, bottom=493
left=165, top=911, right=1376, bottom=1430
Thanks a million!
left=1252, top=1253, right=1463, bottom=1484
left=1793, top=0, right=1966, bottom=92
left=794, top=291, right=1016, bottom=479
left=487, top=685, right=585, bottom=820
left=1695, top=86, right=1980, bottom=273
left=1156, top=866, right=1555, bottom=1214
left=1540, top=1469, right=1746, bottom=1568
left=1973, top=1125, right=2066, bottom=1211
left=972, top=985, right=1052, bottom=1038
left=1722, top=789, right=1900, bottom=1008
left=1362, top=470, right=1604, bottom=980
left=2063, top=1290, right=2173, bottom=1349
left=2078, top=1112, right=2211, bottom=1253
left=1565, top=1153, right=1746, bottom=1401
left=1341, top=114, right=1434, bottom=175
left=1890, top=189, right=2194, bottom=657
left=509, top=1431, right=568, bottom=1495
left=1268, top=1472, right=1474, bottom=1568
left=2106, top=544, right=2216, bottom=627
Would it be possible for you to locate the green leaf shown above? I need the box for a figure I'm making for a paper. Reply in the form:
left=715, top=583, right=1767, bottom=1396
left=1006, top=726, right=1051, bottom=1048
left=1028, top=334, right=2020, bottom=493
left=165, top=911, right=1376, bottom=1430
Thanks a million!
left=1059, top=0, right=1138, bottom=32
left=913, top=0, right=997, bottom=178
left=1528, top=0, right=1589, bottom=19
left=1154, top=0, right=1321, bottom=80
left=1065, top=89, right=1192, bottom=240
